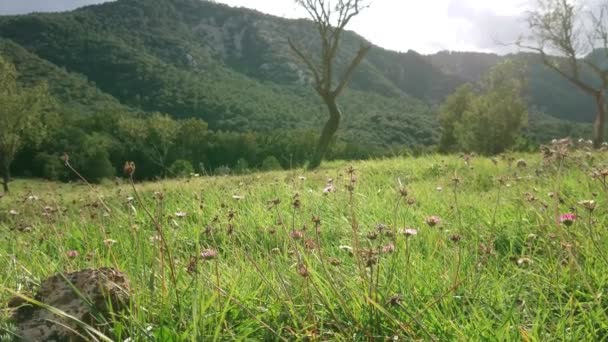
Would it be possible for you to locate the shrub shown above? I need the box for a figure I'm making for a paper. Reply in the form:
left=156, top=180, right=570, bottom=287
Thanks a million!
left=261, top=156, right=282, bottom=171
left=169, top=159, right=194, bottom=178
left=33, top=153, right=67, bottom=181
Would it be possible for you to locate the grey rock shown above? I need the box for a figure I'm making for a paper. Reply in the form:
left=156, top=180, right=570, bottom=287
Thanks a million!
left=9, top=268, right=131, bottom=341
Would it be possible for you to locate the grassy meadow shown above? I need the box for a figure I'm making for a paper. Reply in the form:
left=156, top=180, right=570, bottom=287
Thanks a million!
left=2, top=146, right=608, bottom=341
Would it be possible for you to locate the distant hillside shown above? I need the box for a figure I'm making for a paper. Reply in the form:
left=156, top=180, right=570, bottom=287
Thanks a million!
left=426, top=50, right=598, bottom=122
left=0, top=0, right=599, bottom=148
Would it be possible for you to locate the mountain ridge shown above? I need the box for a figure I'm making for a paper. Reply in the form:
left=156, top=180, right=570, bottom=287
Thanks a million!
left=0, top=0, right=597, bottom=148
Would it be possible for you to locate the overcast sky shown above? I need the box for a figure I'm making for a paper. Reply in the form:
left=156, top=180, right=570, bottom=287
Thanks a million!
left=0, top=0, right=540, bottom=54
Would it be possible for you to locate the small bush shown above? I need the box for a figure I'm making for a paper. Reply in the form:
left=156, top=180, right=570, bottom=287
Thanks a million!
left=261, top=156, right=282, bottom=171
left=169, top=159, right=194, bottom=178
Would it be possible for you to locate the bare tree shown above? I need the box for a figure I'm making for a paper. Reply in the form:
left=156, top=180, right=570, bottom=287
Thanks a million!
left=519, top=0, right=608, bottom=147
left=289, top=0, right=371, bottom=169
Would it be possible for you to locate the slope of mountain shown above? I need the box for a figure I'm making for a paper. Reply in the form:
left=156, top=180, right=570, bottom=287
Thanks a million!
left=426, top=50, right=599, bottom=122
left=0, top=0, right=598, bottom=149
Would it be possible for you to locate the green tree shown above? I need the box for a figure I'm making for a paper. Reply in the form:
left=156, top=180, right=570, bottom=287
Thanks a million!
left=438, top=84, right=474, bottom=153
left=118, top=113, right=179, bottom=176
left=261, top=156, right=283, bottom=171
left=439, top=60, right=528, bottom=155
left=0, top=56, right=55, bottom=192
left=169, top=159, right=194, bottom=178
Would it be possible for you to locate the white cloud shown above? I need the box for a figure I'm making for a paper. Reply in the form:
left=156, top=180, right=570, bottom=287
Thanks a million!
left=218, top=0, right=537, bottom=54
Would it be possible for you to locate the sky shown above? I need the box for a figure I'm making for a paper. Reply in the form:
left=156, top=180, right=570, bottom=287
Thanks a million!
left=0, top=0, right=539, bottom=54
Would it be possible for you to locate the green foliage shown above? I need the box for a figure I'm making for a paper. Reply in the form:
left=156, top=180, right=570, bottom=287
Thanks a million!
left=234, top=158, right=249, bottom=174
left=76, top=134, right=116, bottom=183
left=33, top=153, right=67, bottom=181
left=0, top=55, right=55, bottom=191
left=438, top=84, right=474, bottom=153
left=260, top=156, right=282, bottom=171
left=439, top=60, right=528, bottom=155
left=169, top=159, right=194, bottom=178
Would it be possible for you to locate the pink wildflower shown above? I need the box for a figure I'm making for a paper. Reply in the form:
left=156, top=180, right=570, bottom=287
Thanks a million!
left=66, top=250, right=79, bottom=259
left=425, top=216, right=441, bottom=227
left=560, top=213, right=576, bottom=227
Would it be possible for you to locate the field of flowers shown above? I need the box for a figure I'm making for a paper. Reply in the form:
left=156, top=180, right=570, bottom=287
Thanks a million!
left=1, top=140, right=608, bottom=340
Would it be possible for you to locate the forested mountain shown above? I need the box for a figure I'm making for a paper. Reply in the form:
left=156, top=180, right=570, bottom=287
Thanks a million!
left=0, top=0, right=598, bottom=150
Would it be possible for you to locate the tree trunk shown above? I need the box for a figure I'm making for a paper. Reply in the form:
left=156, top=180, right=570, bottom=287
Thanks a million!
left=309, top=96, right=341, bottom=169
left=593, top=92, right=606, bottom=149
left=1, top=162, right=9, bottom=193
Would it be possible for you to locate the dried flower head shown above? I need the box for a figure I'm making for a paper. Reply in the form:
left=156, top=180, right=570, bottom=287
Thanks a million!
left=123, top=161, right=136, bottom=177
left=402, top=228, right=418, bottom=237
left=449, top=234, right=462, bottom=243
left=290, top=230, right=304, bottom=240
left=425, top=216, right=441, bottom=227
left=297, top=264, right=309, bottom=277
left=517, top=257, right=533, bottom=267
left=382, top=243, right=396, bottom=254
left=103, top=239, right=117, bottom=247
left=579, top=200, right=596, bottom=212
left=387, top=294, right=402, bottom=307
left=200, top=248, right=218, bottom=260
left=66, top=250, right=79, bottom=259
left=328, top=257, right=342, bottom=266
left=60, top=152, right=70, bottom=165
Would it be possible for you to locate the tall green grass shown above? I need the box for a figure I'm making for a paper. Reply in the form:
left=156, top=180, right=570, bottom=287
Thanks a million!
left=2, top=150, right=608, bottom=340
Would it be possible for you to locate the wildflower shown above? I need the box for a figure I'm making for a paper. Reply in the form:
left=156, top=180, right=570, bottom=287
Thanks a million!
left=449, top=234, right=462, bottom=243
left=387, top=294, right=402, bottom=306
left=60, top=152, right=70, bottom=165
left=266, top=198, right=280, bottom=210
left=123, top=161, right=136, bottom=177
left=425, top=216, right=441, bottom=227
left=366, top=231, right=378, bottom=240
left=297, top=265, right=310, bottom=278
left=402, top=228, right=418, bottom=237
left=559, top=213, right=576, bottom=227
left=290, top=230, right=304, bottom=240
left=323, top=183, right=336, bottom=194
left=200, top=248, right=218, bottom=260
left=103, top=239, right=117, bottom=247
left=187, top=256, right=198, bottom=274
left=382, top=243, right=396, bottom=254
left=328, top=257, right=341, bottom=266
left=175, top=211, right=187, bottom=218
left=292, top=194, right=301, bottom=209
left=66, top=250, right=79, bottom=259
left=516, top=257, right=533, bottom=267
left=304, top=239, right=316, bottom=250
left=579, top=200, right=596, bottom=212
